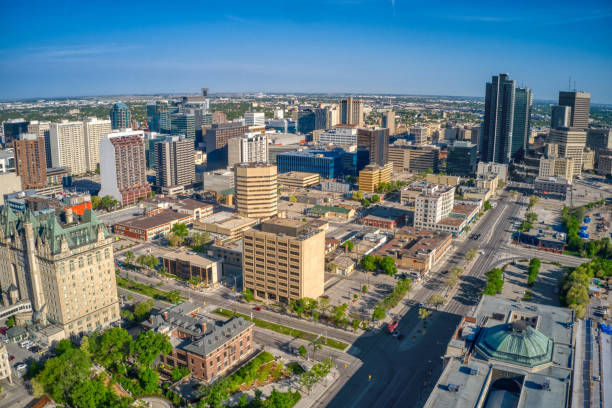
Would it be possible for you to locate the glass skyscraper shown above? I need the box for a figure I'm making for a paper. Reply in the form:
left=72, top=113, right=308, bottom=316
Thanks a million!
left=110, top=103, right=132, bottom=130
left=511, top=88, right=532, bottom=161
left=481, top=74, right=515, bottom=164
left=170, top=112, right=195, bottom=140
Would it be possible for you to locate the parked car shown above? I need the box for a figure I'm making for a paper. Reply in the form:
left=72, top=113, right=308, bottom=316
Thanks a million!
left=8, top=355, right=14, bottom=361
left=392, top=330, right=400, bottom=337
left=15, top=363, right=27, bottom=371
left=252, top=306, right=262, bottom=311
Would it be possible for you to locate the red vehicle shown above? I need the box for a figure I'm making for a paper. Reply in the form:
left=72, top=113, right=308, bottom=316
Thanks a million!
left=387, top=321, right=399, bottom=333
left=0, top=327, right=6, bottom=335
left=8, top=355, right=14, bottom=361
left=252, top=306, right=262, bottom=311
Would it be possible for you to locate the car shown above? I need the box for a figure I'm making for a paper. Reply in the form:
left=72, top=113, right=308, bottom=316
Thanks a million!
left=30, top=346, right=40, bottom=353
left=252, top=306, right=262, bottom=311
left=8, top=355, right=14, bottom=361
left=15, top=363, right=27, bottom=371
left=392, top=330, right=400, bottom=337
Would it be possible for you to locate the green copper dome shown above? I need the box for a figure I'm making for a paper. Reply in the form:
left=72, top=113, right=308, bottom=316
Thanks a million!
left=475, top=321, right=553, bottom=369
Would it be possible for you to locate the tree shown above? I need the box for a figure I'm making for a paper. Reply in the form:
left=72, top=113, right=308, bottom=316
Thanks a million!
left=134, top=330, right=172, bottom=367
left=289, top=195, right=297, bottom=203
left=465, top=248, right=478, bottom=262
left=7, top=316, right=15, bottom=328
left=91, top=195, right=102, bottom=210
left=309, top=337, right=322, bottom=360
left=483, top=200, right=491, bottom=211
left=36, top=343, right=92, bottom=403
left=139, top=366, right=159, bottom=393
left=134, top=299, right=155, bottom=321
left=380, top=256, right=397, bottom=276
left=362, top=285, right=367, bottom=294
left=326, top=262, right=338, bottom=273
left=171, top=223, right=189, bottom=240
left=69, top=378, right=109, bottom=408
left=171, top=366, right=190, bottom=382
left=371, top=195, right=380, bottom=203
left=124, top=250, right=135, bottom=266
left=343, top=240, right=354, bottom=252
left=352, top=319, right=360, bottom=332
left=243, top=288, right=255, bottom=302
left=427, top=294, right=445, bottom=309
left=418, top=307, right=431, bottom=321
left=318, top=297, right=331, bottom=316
left=166, top=232, right=181, bottom=247
left=361, top=254, right=377, bottom=271
left=191, top=232, right=211, bottom=250
left=167, top=290, right=182, bottom=304
left=361, top=199, right=370, bottom=207
left=353, top=190, right=364, bottom=201
left=90, top=327, right=132, bottom=367
left=528, top=195, right=539, bottom=209
left=298, top=345, right=307, bottom=358
left=526, top=212, right=538, bottom=223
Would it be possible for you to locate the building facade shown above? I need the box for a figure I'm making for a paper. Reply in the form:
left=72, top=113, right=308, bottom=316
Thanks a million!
left=110, top=103, right=132, bottom=130
left=14, top=134, right=47, bottom=189
left=558, top=91, right=590, bottom=129
left=357, top=127, right=389, bottom=166
left=235, top=163, right=278, bottom=219
left=83, top=117, right=112, bottom=172
left=171, top=112, right=196, bottom=140
left=446, top=141, right=478, bottom=177
left=340, top=97, right=364, bottom=126
left=49, top=121, right=87, bottom=175
left=242, top=219, right=325, bottom=302
left=0, top=206, right=120, bottom=337
left=204, top=124, right=249, bottom=170
left=482, top=73, right=516, bottom=164
left=358, top=163, right=392, bottom=193
left=99, top=129, right=151, bottom=205
left=511, top=87, right=532, bottom=160
left=155, top=135, right=195, bottom=189
left=228, top=133, right=268, bottom=169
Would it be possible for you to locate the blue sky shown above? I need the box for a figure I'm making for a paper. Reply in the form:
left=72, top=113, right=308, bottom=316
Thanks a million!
left=1, top=0, right=611, bottom=102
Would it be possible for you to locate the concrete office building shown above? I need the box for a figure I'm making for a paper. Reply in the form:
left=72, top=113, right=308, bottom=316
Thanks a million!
left=14, top=134, right=47, bottom=189
left=558, top=91, right=590, bottom=129
left=587, top=128, right=612, bottom=151
left=171, top=112, right=196, bottom=140
left=318, top=126, right=357, bottom=146
left=596, top=149, right=612, bottom=176
left=538, top=156, right=574, bottom=181
left=49, top=121, right=87, bottom=175
left=551, top=105, right=571, bottom=129
left=382, top=111, right=396, bottom=135
left=549, top=128, right=587, bottom=175
left=155, top=135, right=195, bottom=190
left=245, top=112, right=265, bottom=127
left=235, top=163, right=278, bottom=219
left=477, top=161, right=508, bottom=182
left=482, top=73, right=516, bottom=164
left=27, top=121, right=52, bottom=166
left=358, top=163, right=392, bottom=193
left=204, top=123, right=249, bottom=170
left=99, top=129, right=151, bottom=205
left=389, top=143, right=440, bottom=173
left=512, top=87, right=532, bottom=160
left=357, top=127, right=389, bottom=166
left=340, top=97, right=364, bottom=126
left=0, top=206, right=120, bottom=338
left=242, top=218, right=325, bottom=302
left=414, top=184, right=455, bottom=229
left=83, top=117, right=112, bottom=172
left=109, top=103, right=132, bottom=130
left=228, top=133, right=268, bottom=169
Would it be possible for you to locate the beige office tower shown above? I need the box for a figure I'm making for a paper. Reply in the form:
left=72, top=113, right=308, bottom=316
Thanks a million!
left=242, top=218, right=325, bottom=302
left=549, top=128, right=587, bottom=175
left=382, top=111, right=396, bottom=135
left=0, top=206, right=120, bottom=338
left=538, top=156, right=575, bottom=181
left=50, top=121, right=87, bottom=175
left=326, top=105, right=340, bottom=128
left=235, top=163, right=278, bottom=219
left=358, top=163, right=392, bottom=193
left=410, top=126, right=430, bottom=145
left=340, top=97, right=364, bottom=126
left=83, top=117, right=112, bottom=172
left=228, top=133, right=268, bottom=169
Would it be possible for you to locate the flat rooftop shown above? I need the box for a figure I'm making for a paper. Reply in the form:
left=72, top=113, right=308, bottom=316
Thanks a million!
left=153, top=248, right=217, bottom=267
left=196, top=211, right=256, bottom=229
left=451, top=204, right=479, bottom=216
left=114, top=209, right=190, bottom=230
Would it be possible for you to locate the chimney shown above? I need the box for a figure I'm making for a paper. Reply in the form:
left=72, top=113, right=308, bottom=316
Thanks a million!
left=65, top=208, right=73, bottom=224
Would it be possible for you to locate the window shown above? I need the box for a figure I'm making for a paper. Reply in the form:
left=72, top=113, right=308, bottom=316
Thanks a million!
left=78, top=257, right=84, bottom=268
left=69, top=260, right=75, bottom=271
left=104, top=248, right=110, bottom=259
left=96, top=252, right=101, bottom=262
left=87, top=254, right=93, bottom=265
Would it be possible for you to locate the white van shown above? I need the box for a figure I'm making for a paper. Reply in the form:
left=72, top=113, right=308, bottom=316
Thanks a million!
left=19, top=340, right=32, bottom=348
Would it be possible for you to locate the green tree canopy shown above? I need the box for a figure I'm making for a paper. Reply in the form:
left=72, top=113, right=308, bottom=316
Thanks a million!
left=133, top=330, right=172, bottom=367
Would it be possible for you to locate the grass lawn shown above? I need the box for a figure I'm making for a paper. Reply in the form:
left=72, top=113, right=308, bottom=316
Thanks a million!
left=116, top=276, right=185, bottom=304
left=213, top=308, right=348, bottom=351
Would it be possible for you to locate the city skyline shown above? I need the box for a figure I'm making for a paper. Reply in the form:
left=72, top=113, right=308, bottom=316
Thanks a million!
left=1, top=1, right=611, bottom=102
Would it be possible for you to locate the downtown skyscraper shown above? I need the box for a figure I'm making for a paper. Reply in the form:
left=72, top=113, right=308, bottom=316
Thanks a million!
left=511, top=87, right=532, bottom=161
left=481, top=73, right=516, bottom=164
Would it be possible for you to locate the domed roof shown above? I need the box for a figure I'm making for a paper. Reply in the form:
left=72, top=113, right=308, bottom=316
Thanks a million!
left=475, top=321, right=553, bottom=369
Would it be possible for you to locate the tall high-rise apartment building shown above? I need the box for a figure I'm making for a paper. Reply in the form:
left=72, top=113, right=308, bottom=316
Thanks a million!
left=146, top=100, right=171, bottom=133
left=357, top=127, right=389, bottom=166
left=171, top=112, right=196, bottom=140
left=245, top=112, right=265, bottom=127
left=27, top=121, right=52, bottom=166
left=99, top=129, right=151, bottom=205
left=228, top=133, right=268, bottom=169
left=83, top=117, right=112, bottom=172
left=204, top=123, right=249, bottom=170
left=50, top=121, right=87, bottom=175
left=558, top=91, right=590, bottom=129
left=14, top=134, right=47, bottom=189
left=482, top=73, right=516, bottom=164
left=549, top=128, right=587, bottom=175
left=155, top=135, right=195, bottom=189
left=0, top=206, right=120, bottom=337
left=551, top=105, right=571, bottom=129
left=235, top=163, right=278, bottom=219
left=109, top=103, right=132, bottom=130
left=2, top=119, right=29, bottom=147
left=242, top=218, right=325, bottom=302
left=410, top=126, right=430, bottom=145
left=382, top=111, right=396, bottom=135
left=340, top=97, right=364, bottom=126
left=511, top=88, right=532, bottom=160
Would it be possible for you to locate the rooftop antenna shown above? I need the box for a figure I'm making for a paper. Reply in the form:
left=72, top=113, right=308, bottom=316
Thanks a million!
left=573, top=79, right=576, bottom=92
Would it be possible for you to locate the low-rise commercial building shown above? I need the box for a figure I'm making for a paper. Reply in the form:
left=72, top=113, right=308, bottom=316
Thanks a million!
left=425, top=174, right=460, bottom=186
left=533, top=176, right=570, bottom=200
left=306, top=205, right=354, bottom=220
left=360, top=205, right=409, bottom=230
left=194, top=212, right=257, bottom=241
left=321, top=180, right=351, bottom=193
left=158, top=249, right=220, bottom=285
left=277, top=171, right=320, bottom=188
left=113, top=209, right=192, bottom=241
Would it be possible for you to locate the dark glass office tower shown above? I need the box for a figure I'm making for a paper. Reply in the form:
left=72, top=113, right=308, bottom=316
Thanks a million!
left=110, top=103, right=132, bottom=129
left=511, top=87, right=532, bottom=161
left=481, top=73, right=516, bottom=164
left=558, top=91, right=590, bottom=130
